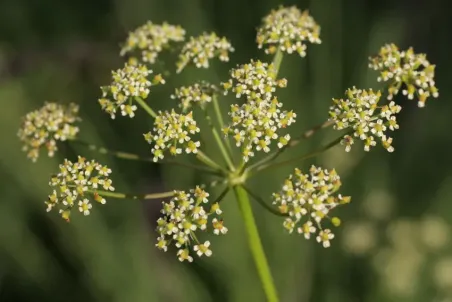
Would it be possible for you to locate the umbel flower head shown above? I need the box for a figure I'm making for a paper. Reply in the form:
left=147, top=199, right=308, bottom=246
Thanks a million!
left=18, top=102, right=80, bottom=162
left=120, top=21, right=186, bottom=64
left=171, top=81, right=218, bottom=112
left=222, top=59, right=294, bottom=161
left=273, top=165, right=351, bottom=248
left=99, top=63, right=164, bottom=119
left=222, top=60, right=288, bottom=103
left=156, top=187, right=227, bottom=262
left=329, top=87, right=401, bottom=152
left=143, top=110, right=201, bottom=162
left=176, top=32, right=234, bottom=73
left=369, top=43, right=439, bottom=107
left=46, top=156, right=114, bottom=221
left=257, top=6, right=321, bottom=57
left=223, top=97, right=295, bottom=162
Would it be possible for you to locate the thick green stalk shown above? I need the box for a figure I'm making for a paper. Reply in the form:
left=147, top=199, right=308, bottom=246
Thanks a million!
left=134, top=96, right=157, bottom=118
left=233, top=185, right=279, bottom=302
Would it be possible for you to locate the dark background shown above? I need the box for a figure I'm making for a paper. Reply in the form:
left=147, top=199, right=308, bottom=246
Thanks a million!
left=1, top=0, right=452, bottom=301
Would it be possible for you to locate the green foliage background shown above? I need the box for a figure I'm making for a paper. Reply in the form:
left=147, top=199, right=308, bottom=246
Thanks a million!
left=1, top=0, right=451, bottom=301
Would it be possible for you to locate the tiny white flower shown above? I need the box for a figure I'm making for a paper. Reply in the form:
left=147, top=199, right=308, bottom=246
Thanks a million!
left=177, top=249, right=193, bottom=262
left=78, top=199, right=92, bottom=216
left=194, top=241, right=212, bottom=257
left=316, top=229, right=335, bottom=248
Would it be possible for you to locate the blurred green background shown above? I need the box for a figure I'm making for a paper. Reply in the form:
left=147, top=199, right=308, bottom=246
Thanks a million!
left=1, top=0, right=452, bottom=301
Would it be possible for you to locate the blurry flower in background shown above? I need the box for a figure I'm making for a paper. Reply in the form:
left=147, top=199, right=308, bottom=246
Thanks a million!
left=120, top=22, right=186, bottom=64
left=362, top=189, right=394, bottom=221
left=342, top=221, right=377, bottom=255
left=373, top=243, right=424, bottom=297
left=18, top=102, right=80, bottom=162
left=176, top=32, right=234, bottom=73
left=434, top=257, right=452, bottom=290
left=386, top=219, right=420, bottom=248
left=256, top=6, right=321, bottom=56
left=377, top=217, right=450, bottom=298
left=342, top=186, right=452, bottom=299
left=369, top=43, right=439, bottom=107
left=419, top=215, right=450, bottom=250
left=370, top=219, right=425, bottom=297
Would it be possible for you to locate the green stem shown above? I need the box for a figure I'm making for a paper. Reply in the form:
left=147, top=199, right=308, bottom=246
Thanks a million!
left=212, top=94, right=232, bottom=152
left=162, top=159, right=221, bottom=175
left=212, top=187, right=230, bottom=204
left=69, top=140, right=218, bottom=174
left=134, top=96, right=157, bottom=118
left=271, top=49, right=284, bottom=75
left=196, top=150, right=228, bottom=174
left=242, top=185, right=288, bottom=217
left=289, top=120, right=335, bottom=148
left=233, top=185, right=279, bottom=302
left=252, top=133, right=345, bottom=176
left=88, top=189, right=174, bottom=200
left=71, top=139, right=152, bottom=161
left=247, top=119, right=334, bottom=172
left=203, top=107, right=235, bottom=171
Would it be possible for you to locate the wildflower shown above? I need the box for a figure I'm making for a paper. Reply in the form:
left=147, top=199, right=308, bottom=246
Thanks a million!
left=45, top=156, right=113, bottom=221
left=177, top=249, right=193, bottom=262
left=329, top=87, right=401, bottom=152
left=78, top=199, right=92, bottom=216
left=297, top=221, right=316, bottom=239
left=120, top=22, right=186, bottom=64
left=155, top=188, right=226, bottom=261
left=317, top=229, right=335, bottom=248
left=272, top=165, right=351, bottom=247
left=223, top=97, right=295, bottom=162
left=176, top=32, right=234, bottom=73
left=171, top=82, right=218, bottom=112
left=143, top=110, right=201, bottom=162
left=257, top=6, right=321, bottom=56
left=193, top=241, right=212, bottom=257
left=222, top=60, right=287, bottom=103
left=369, top=43, right=439, bottom=107
left=212, top=218, right=228, bottom=235
left=18, top=102, right=80, bottom=162
left=99, top=63, right=163, bottom=119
